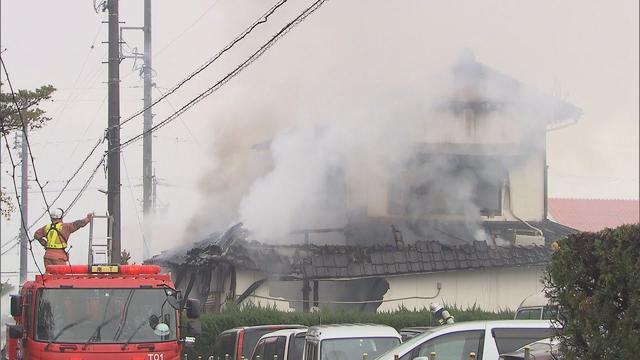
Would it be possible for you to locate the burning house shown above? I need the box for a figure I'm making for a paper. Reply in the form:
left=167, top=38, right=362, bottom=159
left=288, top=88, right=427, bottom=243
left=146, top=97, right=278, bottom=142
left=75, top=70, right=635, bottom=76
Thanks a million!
left=149, top=52, right=581, bottom=312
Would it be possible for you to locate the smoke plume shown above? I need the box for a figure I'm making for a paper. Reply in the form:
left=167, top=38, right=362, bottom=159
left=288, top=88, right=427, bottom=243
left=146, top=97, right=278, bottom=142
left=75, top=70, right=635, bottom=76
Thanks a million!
left=184, top=3, right=571, bottom=246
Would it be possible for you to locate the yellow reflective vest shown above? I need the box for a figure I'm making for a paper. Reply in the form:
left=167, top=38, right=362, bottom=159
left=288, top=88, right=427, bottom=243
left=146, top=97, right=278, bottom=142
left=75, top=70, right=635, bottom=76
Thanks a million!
left=45, top=223, right=66, bottom=249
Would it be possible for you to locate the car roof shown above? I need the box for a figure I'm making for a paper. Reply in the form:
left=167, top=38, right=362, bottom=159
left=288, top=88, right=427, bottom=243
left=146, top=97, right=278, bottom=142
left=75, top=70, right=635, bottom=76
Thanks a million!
left=260, top=328, right=308, bottom=339
left=377, top=320, right=556, bottom=359
left=306, top=324, right=401, bottom=340
left=220, top=324, right=306, bottom=335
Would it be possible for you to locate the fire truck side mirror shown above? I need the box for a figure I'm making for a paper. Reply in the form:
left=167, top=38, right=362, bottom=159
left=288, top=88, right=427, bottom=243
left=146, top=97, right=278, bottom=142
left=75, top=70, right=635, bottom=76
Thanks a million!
left=10, top=295, right=22, bottom=317
left=186, top=298, right=201, bottom=319
left=8, top=325, right=24, bottom=339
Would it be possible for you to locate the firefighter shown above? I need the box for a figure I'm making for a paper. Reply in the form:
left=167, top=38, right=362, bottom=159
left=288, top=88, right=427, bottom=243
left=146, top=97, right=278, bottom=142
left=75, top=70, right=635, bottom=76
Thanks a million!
left=33, top=208, right=93, bottom=266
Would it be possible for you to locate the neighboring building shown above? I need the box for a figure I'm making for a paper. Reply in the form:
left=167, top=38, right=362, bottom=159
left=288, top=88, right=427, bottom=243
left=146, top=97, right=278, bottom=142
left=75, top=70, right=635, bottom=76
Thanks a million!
left=548, top=198, right=640, bottom=232
left=149, top=53, right=581, bottom=312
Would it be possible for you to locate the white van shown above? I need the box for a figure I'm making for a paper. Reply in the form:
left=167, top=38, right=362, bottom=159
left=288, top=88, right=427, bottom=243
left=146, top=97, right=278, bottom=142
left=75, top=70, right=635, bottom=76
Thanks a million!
left=303, top=324, right=401, bottom=360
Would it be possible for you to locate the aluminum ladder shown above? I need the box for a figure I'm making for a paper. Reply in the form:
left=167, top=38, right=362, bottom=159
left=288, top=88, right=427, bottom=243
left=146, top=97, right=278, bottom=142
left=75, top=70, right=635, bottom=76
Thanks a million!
left=87, top=215, right=113, bottom=265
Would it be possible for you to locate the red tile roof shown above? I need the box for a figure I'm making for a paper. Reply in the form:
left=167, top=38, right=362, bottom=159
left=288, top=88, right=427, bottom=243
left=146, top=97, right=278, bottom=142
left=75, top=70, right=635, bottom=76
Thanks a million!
left=548, top=198, right=640, bottom=232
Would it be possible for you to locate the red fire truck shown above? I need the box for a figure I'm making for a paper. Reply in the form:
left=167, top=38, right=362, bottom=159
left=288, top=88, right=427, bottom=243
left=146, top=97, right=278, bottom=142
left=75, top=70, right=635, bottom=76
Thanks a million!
left=4, top=264, right=201, bottom=360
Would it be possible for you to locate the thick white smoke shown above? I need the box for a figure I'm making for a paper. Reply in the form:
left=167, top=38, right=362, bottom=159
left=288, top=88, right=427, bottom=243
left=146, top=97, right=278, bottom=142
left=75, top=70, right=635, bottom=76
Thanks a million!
left=182, top=3, right=573, bottom=246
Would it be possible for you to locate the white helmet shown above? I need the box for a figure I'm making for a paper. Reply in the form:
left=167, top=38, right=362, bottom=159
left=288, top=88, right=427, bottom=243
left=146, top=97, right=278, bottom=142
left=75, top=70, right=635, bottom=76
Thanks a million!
left=153, top=323, right=171, bottom=336
left=50, top=208, right=64, bottom=220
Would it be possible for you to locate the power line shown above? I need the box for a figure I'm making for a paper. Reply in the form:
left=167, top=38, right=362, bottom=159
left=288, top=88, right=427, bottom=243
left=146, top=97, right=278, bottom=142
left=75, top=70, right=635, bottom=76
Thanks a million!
left=119, top=0, right=291, bottom=127
left=153, top=0, right=219, bottom=58
left=1, top=57, right=52, bottom=216
left=0, top=134, right=106, bottom=253
left=154, top=86, right=201, bottom=146
left=0, top=76, right=45, bottom=277
left=118, top=0, right=330, bottom=151
left=63, top=154, right=106, bottom=214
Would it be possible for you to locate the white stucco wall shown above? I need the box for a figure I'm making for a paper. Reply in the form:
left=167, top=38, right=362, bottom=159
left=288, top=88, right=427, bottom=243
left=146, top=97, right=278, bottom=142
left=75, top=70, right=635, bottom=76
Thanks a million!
left=235, top=270, right=294, bottom=311
left=378, top=266, right=545, bottom=312
left=505, top=149, right=545, bottom=221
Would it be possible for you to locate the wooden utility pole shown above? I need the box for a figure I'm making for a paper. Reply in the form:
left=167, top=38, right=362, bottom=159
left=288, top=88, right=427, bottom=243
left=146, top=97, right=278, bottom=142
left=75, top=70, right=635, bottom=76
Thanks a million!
left=107, top=0, right=121, bottom=264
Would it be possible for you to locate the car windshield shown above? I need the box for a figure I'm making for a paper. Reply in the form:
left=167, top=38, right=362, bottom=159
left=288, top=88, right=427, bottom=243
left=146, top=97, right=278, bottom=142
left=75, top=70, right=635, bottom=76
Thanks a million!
left=320, top=337, right=400, bottom=360
left=35, top=288, right=178, bottom=344
left=376, top=326, right=449, bottom=358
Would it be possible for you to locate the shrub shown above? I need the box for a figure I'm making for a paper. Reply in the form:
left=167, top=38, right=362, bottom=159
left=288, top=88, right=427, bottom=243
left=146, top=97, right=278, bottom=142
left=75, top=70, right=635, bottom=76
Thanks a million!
left=188, top=303, right=513, bottom=357
left=543, top=224, right=640, bottom=359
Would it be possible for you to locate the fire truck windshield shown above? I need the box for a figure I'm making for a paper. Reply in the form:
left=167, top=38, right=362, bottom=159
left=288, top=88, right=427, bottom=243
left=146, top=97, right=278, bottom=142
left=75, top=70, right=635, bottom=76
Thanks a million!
left=35, top=288, right=178, bottom=344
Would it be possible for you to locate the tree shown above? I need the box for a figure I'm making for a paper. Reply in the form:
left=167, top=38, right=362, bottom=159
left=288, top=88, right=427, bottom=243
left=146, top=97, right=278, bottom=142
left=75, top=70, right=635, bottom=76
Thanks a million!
left=0, top=84, right=56, bottom=219
left=543, top=224, right=640, bottom=359
left=0, top=84, right=56, bottom=134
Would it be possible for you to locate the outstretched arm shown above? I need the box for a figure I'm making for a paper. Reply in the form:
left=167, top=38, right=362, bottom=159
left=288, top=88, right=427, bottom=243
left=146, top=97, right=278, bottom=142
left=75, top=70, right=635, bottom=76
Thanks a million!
left=68, top=213, right=94, bottom=234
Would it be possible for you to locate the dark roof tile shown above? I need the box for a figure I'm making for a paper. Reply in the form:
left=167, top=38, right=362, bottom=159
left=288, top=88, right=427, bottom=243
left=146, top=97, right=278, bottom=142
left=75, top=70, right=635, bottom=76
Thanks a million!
left=348, top=263, right=363, bottom=277
left=371, top=253, right=384, bottom=265
left=410, top=262, right=422, bottom=272
left=335, top=254, right=349, bottom=268
left=363, top=263, right=374, bottom=276
left=407, top=250, right=420, bottom=263
left=394, top=251, right=408, bottom=263
left=428, top=242, right=442, bottom=253
left=382, top=252, right=395, bottom=264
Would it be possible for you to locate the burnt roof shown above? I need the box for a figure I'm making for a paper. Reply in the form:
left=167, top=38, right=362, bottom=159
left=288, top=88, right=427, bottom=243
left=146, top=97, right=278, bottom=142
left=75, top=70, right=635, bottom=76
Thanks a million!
left=149, top=222, right=560, bottom=280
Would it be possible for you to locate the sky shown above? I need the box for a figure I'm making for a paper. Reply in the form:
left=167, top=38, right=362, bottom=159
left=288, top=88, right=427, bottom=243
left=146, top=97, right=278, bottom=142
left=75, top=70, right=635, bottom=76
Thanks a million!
left=0, top=0, right=638, bottom=285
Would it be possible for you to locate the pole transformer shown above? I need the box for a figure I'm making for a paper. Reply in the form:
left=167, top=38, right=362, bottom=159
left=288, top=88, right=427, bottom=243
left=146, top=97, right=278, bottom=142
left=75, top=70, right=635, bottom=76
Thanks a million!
left=142, top=0, right=153, bottom=260
left=107, top=0, right=122, bottom=264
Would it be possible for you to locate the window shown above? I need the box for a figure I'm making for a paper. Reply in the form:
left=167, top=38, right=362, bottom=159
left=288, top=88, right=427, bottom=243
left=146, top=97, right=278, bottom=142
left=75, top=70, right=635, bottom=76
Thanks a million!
left=542, top=306, right=559, bottom=320
left=288, top=333, right=306, bottom=359
left=212, top=332, right=237, bottom=359
left=243, top=329, right=279, bottom=359
left=320, top=338, right=401, bottom=360
left=263, top=337, right=278, bottom=360
left=305, top=341, right=319, bottom=360
left=402, top=330, right=484, bottom=360
left=24, top=290, right=33, bottom=334
left=492, top=328, right=557, bottom=354
left=514, top=308, right=543, bottom=320
left=275, top=336, right=286, bottom=359
left=35, top=288, right=177, bottom=344
left=251, top=338, right=267, bottom=360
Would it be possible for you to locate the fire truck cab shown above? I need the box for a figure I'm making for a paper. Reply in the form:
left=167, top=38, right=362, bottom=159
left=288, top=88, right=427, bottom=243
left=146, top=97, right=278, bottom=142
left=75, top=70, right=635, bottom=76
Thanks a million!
left=4, top=264, right=201, bottom=360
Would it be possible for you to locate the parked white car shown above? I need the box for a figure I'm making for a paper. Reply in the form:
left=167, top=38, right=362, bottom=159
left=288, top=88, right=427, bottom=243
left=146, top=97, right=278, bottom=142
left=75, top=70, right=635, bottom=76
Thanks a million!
left=375, top=320, right=558, bottom=360
left=304, top=324, right=401, bottom=360
left=250, top=328, right=307, bottom=360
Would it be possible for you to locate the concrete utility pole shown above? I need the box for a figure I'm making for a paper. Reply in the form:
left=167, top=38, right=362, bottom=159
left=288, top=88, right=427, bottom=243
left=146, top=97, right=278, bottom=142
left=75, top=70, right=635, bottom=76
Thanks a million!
left=107, top=0, right=122, bottom=264
left=142, top=0, right=153, bottom=260
left=19, top=132, right=28, bottom=283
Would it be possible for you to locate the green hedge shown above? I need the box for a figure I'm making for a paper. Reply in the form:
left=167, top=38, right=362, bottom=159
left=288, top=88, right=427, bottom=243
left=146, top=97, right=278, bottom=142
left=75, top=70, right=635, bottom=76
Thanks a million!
left=543, top=224, right=640, bottom=359
left=188, top=303, right=514, bottom=357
